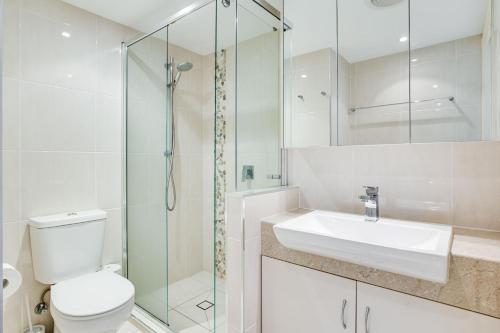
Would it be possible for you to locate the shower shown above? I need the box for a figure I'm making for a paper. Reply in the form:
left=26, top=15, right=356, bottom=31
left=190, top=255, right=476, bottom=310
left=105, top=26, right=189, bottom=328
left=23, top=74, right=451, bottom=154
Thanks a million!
left=166, top=58, right=194, bottom=211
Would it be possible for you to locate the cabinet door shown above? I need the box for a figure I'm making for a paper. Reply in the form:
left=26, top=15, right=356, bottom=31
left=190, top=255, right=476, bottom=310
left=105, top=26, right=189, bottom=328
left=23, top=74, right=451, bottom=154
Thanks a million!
left=262, top=256, right=356, bottom=333
left=357, top=282, right=500, bottom=333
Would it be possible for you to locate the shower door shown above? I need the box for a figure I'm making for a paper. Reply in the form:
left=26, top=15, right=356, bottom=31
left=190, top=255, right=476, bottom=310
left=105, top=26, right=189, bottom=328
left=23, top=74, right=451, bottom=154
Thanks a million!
left=126, top=24, right=170, bottom=324
left=125, top=2, right=218, bottom=331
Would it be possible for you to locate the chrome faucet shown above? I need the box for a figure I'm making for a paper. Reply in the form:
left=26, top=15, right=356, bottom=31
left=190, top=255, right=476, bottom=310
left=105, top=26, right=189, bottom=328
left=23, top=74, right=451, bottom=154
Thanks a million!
left=359, top=186, right=379, bottom=222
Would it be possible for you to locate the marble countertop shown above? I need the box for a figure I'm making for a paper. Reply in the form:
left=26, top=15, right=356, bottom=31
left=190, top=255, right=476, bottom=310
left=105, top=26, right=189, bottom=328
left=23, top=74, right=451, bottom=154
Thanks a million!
left=261, top=209, right=500, bottom=319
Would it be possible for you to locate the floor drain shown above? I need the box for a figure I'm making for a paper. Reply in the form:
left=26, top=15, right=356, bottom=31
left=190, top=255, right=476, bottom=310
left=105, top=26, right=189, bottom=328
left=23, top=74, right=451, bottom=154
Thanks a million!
left=196, top=300, right=214, bottom=311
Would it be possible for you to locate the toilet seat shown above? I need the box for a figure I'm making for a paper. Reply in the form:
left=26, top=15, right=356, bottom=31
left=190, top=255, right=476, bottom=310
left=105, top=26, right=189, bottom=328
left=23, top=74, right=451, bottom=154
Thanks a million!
left=51, top=270, right=135, bottom=319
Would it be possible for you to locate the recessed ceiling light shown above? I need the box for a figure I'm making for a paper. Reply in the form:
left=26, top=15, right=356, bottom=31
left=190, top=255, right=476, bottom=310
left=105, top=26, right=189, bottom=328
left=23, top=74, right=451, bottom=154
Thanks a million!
left=436, top=102, right=442, bottom=107
left=61, top=31, right=71, bottom=38
left=67, top=74, right=73, bottom=78
left=301, top=74, right=307, bottom=79
left=411, top=58, right=418, bottom=62
left=399, top=36, right=408, bottom=43
left=432, top=84, right=439, bottom=88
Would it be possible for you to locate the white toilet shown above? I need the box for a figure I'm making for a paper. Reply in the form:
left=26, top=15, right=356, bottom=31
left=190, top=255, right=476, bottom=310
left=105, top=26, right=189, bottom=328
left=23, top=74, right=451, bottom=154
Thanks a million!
left=28, top=210, right=135, bottom=333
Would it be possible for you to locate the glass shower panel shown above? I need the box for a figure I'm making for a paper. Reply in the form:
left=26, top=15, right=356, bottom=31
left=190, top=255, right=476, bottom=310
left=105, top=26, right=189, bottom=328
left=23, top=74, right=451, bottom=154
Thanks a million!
left=126, top=26, right=169, bottom=323
left=164, top=3, right=219, bottom=332
left=337, top=0, right=410, bottom=145
left=126, top=3, right=219, bottom=332
left=236, top=0, right=282, bottom=190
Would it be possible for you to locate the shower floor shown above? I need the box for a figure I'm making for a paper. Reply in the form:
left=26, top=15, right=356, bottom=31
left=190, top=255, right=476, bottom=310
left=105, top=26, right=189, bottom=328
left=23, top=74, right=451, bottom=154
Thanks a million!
left=135, top=271, right=226, bottom=333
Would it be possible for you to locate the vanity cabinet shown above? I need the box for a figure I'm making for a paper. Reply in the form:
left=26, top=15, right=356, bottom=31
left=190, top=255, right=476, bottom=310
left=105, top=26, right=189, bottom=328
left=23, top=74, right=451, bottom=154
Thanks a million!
left=262, top=257, right=356, bottom=333
left=262, top=257, right=500, bottom=333
left=357, top=282, right=500, bottom=333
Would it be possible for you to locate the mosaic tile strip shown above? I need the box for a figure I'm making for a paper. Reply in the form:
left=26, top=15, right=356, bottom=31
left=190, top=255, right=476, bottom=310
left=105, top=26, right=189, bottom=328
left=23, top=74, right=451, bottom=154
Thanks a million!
left=215, top=49, right=227, bottom=279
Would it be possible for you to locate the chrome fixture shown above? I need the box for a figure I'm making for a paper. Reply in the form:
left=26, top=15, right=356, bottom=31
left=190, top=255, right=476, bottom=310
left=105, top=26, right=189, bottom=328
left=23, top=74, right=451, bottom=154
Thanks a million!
left=341, top=299, right=348, bottom=329
left=242, top=165, right=255, bottom=182
left=370, top=0, right=403, bottom=7
left=165, top=58, right=194, bottom=211
left=350, top=96, right=455, bottom=113
left=364, top=306, right=371, bottom=333
left=34, top=287, right=50, bottom=315
left=168, top=61, right=194, bottom=91
left=359, top=186, right=379, bottom=222
left=297, top=94, right=304, bottom=101
left=222, top=0, right=230, bottom=8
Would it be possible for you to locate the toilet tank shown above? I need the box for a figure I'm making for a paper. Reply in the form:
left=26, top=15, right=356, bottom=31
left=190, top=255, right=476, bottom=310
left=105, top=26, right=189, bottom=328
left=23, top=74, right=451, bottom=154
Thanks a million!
left=28, top=210, right=107, bottom=284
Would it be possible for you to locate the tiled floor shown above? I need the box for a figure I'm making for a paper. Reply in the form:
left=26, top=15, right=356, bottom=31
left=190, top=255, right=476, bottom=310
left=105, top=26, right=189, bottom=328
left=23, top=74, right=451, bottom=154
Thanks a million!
left=133, top=271, right=226, bottom=333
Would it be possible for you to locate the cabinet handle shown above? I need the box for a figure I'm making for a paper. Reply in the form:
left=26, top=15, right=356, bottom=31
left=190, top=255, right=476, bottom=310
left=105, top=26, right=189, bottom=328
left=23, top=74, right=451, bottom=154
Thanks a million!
left=365, top=306, right=370, bottom=333
left=341, top=299, right=347, bottom=329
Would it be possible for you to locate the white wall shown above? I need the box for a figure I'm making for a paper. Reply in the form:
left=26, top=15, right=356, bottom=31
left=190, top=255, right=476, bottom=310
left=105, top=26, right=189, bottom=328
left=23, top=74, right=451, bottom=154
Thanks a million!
left=286, top=48, right=333, bottom=147
left=226, top=188, right=299, bottom=333
left=344, top=35, right=483, bottom=145
left=288, top=141, right=500, bottom=231
left=2, top=0, right=137, bottom=331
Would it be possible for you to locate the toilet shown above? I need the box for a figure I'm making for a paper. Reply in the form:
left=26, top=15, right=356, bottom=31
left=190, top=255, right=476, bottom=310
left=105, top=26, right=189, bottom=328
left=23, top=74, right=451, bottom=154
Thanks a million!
left=28, top=210, right=135, bottom=333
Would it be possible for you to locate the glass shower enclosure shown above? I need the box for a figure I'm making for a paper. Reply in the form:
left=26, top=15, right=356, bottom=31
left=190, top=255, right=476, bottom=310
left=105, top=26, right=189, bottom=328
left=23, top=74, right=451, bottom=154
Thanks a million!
left=123, top=0, right=283, bottom=332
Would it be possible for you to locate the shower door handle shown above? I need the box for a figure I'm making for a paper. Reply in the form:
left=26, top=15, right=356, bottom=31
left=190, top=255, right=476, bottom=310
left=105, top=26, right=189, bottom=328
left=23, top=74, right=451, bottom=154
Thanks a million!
left=266, top=174, right=281, bottom=180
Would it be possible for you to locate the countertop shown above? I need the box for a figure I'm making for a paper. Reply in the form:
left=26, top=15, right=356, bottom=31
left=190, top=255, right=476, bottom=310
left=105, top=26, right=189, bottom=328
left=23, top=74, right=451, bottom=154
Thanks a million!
left=261, top=209, right=500, bottom=319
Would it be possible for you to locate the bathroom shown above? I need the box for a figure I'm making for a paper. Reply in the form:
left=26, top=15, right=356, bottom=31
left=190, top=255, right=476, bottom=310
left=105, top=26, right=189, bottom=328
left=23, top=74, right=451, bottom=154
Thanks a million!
left=1, top=0, right=500, bottom=332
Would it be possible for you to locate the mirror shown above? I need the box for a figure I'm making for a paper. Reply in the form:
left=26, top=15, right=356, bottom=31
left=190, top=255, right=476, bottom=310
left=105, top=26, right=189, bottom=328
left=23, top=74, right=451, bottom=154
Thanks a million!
left=284, top=0, right=497, bottom=147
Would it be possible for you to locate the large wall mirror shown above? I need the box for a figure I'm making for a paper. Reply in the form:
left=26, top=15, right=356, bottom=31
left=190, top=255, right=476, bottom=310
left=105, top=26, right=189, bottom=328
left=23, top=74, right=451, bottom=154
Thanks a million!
left=284, top=0, right=498, bottom=147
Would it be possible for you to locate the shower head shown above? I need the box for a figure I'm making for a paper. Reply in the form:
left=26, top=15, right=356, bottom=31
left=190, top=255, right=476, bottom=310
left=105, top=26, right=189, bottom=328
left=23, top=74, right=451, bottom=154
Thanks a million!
left=177, top=62, right=193, bottom=72
left=173, top=62, right=194, bottom=87
left=370, top=0, right=403, bottom=7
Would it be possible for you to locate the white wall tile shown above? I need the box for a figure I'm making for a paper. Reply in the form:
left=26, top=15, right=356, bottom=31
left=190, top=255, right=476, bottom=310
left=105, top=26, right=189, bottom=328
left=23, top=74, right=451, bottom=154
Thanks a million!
left=96, top=17, right=126, bottom=98
left=102, top=208, right=123, bottom=265
left=2, top=151, right=20, bottom=223
left=20, top=82, right=95, bottom=152
left=96, top=153, right=122, bottom=209
left=289, top=141, right=500, bottom=230
left=96, top=95, right=122, bottom=152
left=226, top=188, right=300, bottom=333
left=3, top=222, right=21, bottom=266
left=21, top=152, right=96, bottom=219
left=20, top=3, right=98, bottom=91
left=2, top=1, right=130, bottom=330
left=3, top=0, right=20, bottom=79
left=2, top=78, right=20, bottom=151
left=453, top=141, right=500, bottom=230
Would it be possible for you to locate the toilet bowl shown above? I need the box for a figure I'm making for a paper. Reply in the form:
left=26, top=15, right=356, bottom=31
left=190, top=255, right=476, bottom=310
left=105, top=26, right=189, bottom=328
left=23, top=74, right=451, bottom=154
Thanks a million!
left=51, top=271, right=135, bottom=333
left=28, top=210, right=135, bottom=333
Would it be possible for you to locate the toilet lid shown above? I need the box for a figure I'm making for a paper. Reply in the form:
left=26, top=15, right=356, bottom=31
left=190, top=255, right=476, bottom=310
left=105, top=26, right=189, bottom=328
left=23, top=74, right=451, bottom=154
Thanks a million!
left=51, top=271, right=135, bottom=317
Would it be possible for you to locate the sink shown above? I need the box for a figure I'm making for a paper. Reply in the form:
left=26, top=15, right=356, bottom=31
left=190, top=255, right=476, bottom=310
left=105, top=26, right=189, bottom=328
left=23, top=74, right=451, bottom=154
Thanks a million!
left=273, top=210, right=453, bottom=283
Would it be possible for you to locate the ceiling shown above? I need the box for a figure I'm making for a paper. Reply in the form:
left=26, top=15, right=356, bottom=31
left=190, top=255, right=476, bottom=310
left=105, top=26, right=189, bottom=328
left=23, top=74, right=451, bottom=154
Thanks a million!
left=63, top=0, right=488, bottom=61
left=286, top=0, right=488, bottom=62
left=63, top=0, right=279, bottom=55
left=63, top=0, right=196, bottom=33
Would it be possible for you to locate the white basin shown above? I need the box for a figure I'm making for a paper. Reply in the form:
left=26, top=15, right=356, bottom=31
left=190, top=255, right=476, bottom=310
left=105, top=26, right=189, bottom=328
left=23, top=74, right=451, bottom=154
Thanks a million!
left=273, top=210, right=453, bottom=283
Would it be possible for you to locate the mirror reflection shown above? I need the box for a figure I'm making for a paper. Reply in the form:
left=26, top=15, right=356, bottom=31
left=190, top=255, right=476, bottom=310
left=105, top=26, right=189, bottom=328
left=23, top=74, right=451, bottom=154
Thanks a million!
left=284, top=0, right=496, bottom=147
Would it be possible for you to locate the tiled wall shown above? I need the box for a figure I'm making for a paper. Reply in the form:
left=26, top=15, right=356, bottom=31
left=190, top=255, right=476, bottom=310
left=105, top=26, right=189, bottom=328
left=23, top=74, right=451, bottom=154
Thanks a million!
left=288, top=141, right=500, bottom=231
left=226, top=187, right=300, bottom=333
left=344, top=35, right=483, bottom=145
left=232, top=31, right=282, bottom=191
left=2, top=0, right=137, bottom=331
left=285, top=48, right=333, bottom=147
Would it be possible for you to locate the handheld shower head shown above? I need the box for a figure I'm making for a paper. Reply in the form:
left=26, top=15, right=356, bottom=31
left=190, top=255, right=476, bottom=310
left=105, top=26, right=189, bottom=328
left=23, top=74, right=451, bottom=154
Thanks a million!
left=177, top=62, right=193, bottom=72
left=173, top=62, right=194, bottom=88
